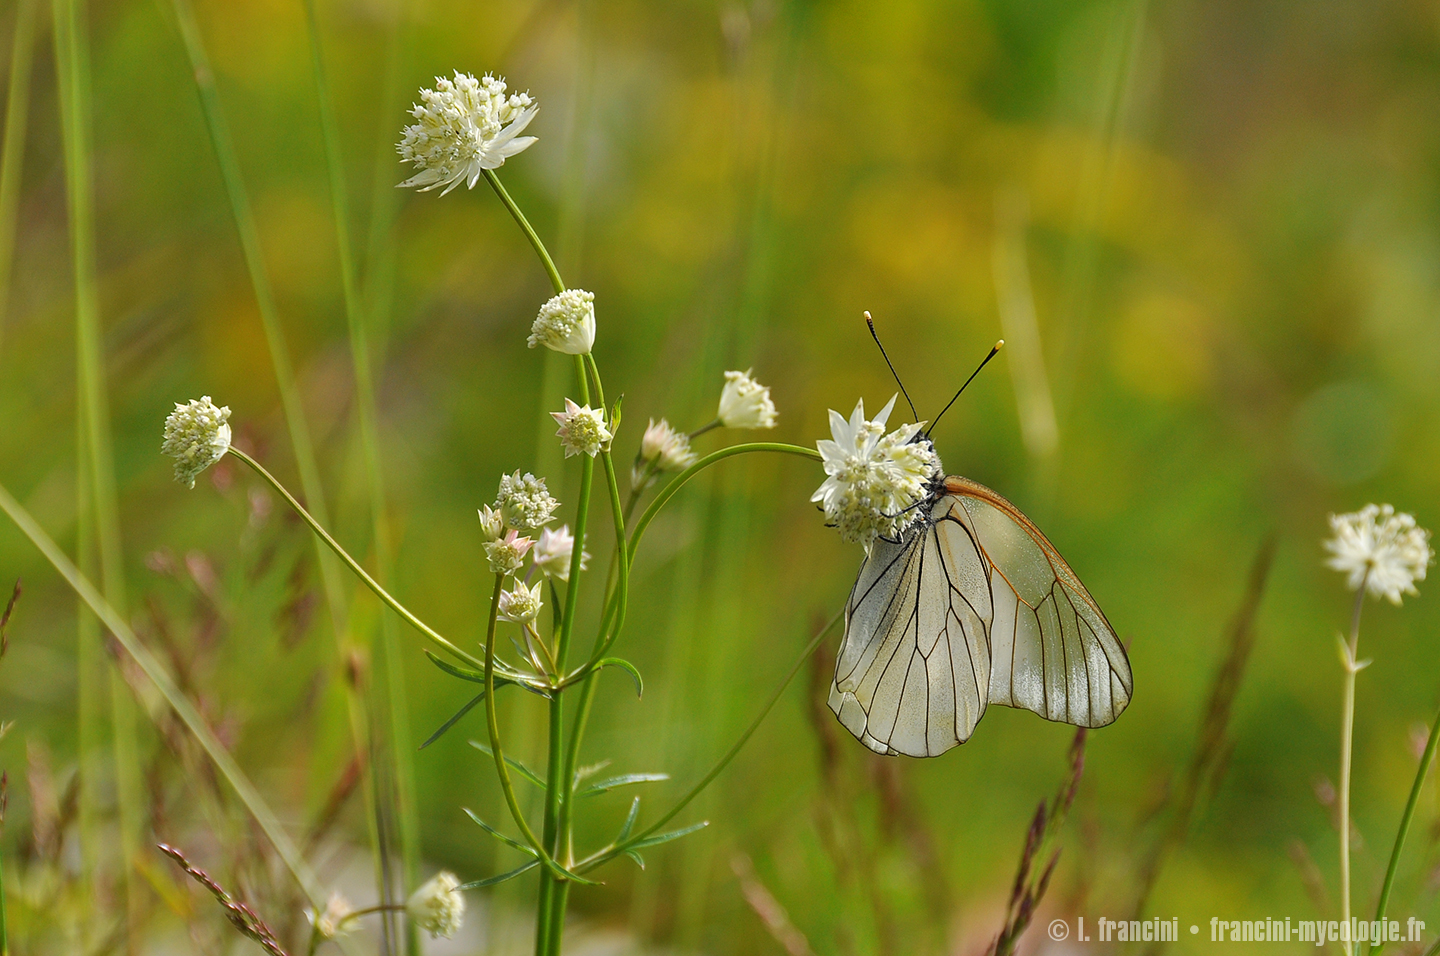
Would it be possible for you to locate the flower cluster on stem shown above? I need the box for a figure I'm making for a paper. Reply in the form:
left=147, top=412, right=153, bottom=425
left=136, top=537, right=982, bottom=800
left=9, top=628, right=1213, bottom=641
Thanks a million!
left=397, top=72, right=537, bottom=194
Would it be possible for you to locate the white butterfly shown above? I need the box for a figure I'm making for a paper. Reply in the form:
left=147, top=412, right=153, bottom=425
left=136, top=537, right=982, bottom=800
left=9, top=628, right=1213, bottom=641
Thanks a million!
left=828, top=456, right=1133, bottom=757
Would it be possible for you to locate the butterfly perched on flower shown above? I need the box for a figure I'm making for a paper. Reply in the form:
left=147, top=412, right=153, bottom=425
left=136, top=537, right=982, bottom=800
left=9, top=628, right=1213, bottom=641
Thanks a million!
left=814, top=323, right=1133, bottom=757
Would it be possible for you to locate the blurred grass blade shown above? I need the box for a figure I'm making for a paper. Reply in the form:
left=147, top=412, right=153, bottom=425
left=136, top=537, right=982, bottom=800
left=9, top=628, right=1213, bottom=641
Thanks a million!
left=1131, top=536, right=1275, bottom=926
left=52, top=0, right=144, bottom=942
left=0, top=0, right=38, bottom=358
left=0, top=480, right=332, bottom=910
left=297, top=3, right=420, bottom=946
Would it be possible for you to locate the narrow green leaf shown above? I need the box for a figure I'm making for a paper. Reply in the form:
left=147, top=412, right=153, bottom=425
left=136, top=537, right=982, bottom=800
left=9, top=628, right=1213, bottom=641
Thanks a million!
left=597, top=657, right=643, bottom=698
left=462, top=807, right=537, bottom=856
left=617, top=796, right=640, bottom=842
left=624, top=850, right=645, bottom=870
left=419, top=692, right=485, bottom=750
left=574, top=759, right=612, bottom=786
left=469, top=740, right=548, bottom=790
left=425, top=651, right=491, bottom=684
left=579, top=773, right=670, bottom=798
left=459, top=859, right=540, bottom=890
left=628, top=820, right=708, bottom=850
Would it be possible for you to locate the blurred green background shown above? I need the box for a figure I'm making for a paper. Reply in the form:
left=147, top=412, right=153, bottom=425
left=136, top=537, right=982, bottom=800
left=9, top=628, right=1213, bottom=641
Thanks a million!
left=1, top=0, right=1439, bottom=952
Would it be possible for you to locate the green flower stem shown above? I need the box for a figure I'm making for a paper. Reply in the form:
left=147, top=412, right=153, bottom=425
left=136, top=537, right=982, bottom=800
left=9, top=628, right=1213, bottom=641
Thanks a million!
left=1369, top=697, right=1440, bottom=956
left=0, top=0, right=37, bottom=359
left=482, top=572, right=566, bottom=877
left=560, top=441, right=821, bottom=689
left=298, top=6, right=418, bottom=948
left=576, top=610, right=842, bottom=874
left=228, top=447, right=486, bottom=672
left=482, top=168, right=564, bottom=296
left=1341, top=580, right=1367, bottom=956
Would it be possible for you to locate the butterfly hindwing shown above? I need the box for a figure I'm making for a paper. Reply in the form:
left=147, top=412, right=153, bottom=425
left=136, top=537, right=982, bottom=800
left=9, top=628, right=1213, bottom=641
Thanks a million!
left=945, top=476, right=1132, bottom=729
left=829, top=476, right=1133, bottom=758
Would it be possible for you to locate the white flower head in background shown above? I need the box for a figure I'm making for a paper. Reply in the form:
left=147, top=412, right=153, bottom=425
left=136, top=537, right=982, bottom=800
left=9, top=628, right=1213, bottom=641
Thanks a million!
left=718, top=369, right=777, bottom=429
left=484, top=530, right=534, bottom=576
left=640, top=418, right=696, bottom=473
left=533, top=525, right=588, bottom=581
left=406, top=871, right=465, bottom=939
left=1325, top=503, right=1434, bottom=605
left=308, top=892, right=357, bottom=940
left=162, top=396, right=232, bottom=488
left=812, top=395, right=941, bottom=553
left=552, top=399, right=612, bottom=458
left=397, top=72, right=537, bottom=195
left=528, top=289, right=596, bottom=355
left=477, top=504, right=505, bottom=541
left=498, top=580, right=544, bottom=623
left=496, top=471, right=559, bottom=530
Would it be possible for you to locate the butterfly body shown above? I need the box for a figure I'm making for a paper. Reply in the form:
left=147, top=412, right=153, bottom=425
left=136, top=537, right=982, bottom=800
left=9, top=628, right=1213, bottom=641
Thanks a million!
left=829, top=465, right=1133, bottom=758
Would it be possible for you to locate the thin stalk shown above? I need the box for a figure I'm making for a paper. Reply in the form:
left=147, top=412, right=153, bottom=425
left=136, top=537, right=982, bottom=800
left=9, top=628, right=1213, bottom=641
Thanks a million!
left=1341, top=580, right=1367, bottom=956
left=53, top=0, right=143, bottom=941
left=559, top=442, right=820, bottom=688
left=228, top=447, right=489, bottom=671
left=1370, top=699, right=1440, bottom=956
left=482, top=169, right=564, bottom=295
left=167, top=0, right=352, bottom=642
left=0, top=829, right=7, bottom=956
left=577, top=610, right=841, bottom=873
left=0, top=481, right=338, bottom=911
left=299, top=4, right=418, bottom=949
left=0, top=0, right=38, bottom=357
left=481, top=572, right=566, bottom=877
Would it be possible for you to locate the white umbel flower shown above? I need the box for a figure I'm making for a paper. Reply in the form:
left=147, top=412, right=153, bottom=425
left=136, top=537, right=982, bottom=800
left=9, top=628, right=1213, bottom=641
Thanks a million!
left=496, top=471, right=559, bottom=530
left=477, top=504, right=505, bottom=541
left=484, top=530, right=534, bottom=576
left=498, top=580, right=543, bottom=623
left=552, top=399, right=612, bottom=458
left=718, top=369, right=778, bottom=429
left=528, top=289, right=595, bottom=355
left=407, top=871, right=465, bottom=939
left=308, top=892, right=356, bottom=940
left=162, top=396, right=232, bottom=488
left=1325, top=504, right=1434, bottom=605
left=811, top=395, right=941, bottom=553
left=533, top=525, right=588, bottom=581
left=640, top=418, right=696, bottom=472
left=397, top=72, right=537, bottom=195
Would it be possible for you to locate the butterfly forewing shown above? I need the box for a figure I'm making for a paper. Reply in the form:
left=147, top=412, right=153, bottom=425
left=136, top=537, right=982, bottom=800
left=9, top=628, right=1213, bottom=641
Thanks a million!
left=829, top=475, right=1133, bottom=758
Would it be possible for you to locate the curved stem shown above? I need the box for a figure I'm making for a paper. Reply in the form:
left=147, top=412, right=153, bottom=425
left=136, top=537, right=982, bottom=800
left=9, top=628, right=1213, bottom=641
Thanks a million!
left=482, top=572, right=566, bottom=878
left=628, top=442, right=820, bottom=562
left=578, top=610, right=841, bottom=873
left=1371, top=699, right=1440, bottom=956
left=482, top=168, right=564, bottom=295
left=558, top=442, right=820, bottom=689
left=228, top=447, right=485, bottom=672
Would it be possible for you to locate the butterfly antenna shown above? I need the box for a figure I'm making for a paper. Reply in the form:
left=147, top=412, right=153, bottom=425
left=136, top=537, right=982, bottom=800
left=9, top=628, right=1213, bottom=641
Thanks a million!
left=864, top=311, right=919, bottom=422
left=925, top=339, right=1004, bottom=438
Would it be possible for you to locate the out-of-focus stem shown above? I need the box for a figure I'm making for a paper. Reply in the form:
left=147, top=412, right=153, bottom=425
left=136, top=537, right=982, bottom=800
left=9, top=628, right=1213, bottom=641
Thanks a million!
left=0, top=0, right=38, bottom=359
